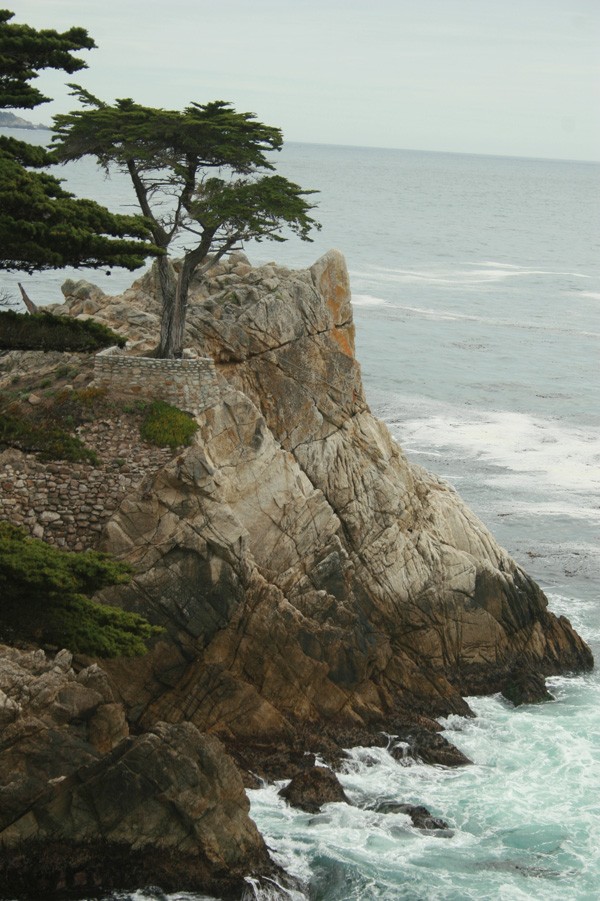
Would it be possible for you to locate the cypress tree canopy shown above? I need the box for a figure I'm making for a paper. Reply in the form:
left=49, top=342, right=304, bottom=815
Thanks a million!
left=52, top=89, right=320, bottom=357
left=0, top=8, right=94, bottom=109
left=0, top=9, right=159, bottom=275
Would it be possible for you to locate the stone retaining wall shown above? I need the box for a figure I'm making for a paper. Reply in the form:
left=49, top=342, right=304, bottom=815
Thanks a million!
left=0, top=419, right=174, bottom=551
left=94, top=348, right=220, bottom=415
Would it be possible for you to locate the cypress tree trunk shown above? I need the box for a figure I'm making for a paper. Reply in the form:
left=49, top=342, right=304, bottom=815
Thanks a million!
left=155, top=256, right=179, bottom=358
left=155, top=238, right=213, bottom=358
left=170, top=258, right=195, bottom=358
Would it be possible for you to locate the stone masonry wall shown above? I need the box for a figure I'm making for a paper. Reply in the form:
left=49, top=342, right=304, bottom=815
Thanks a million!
left=94, top=349, right=220, bottom=416
left=0, top=419, right=174, bottom=551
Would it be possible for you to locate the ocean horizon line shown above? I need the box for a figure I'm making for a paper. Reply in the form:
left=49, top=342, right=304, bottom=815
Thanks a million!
left=2, top=122, right=598, bottom=167
left=284, top=138, right=600, bottom=167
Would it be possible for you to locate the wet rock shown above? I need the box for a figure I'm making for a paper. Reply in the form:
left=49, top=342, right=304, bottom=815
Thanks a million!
left=502, top=668, right=555, bottom=706
left=0, top=644, right=278, bottom=898
left=389, top=727, right=473, bottom=767
left=374, top=800, right=450, bottom=831
left=279, top=766, right=350, bottom=813
left=0, top=723, right=276, bottom=899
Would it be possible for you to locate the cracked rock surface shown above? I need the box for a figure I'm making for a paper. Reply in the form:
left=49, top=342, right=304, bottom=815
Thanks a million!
left=82, top=250, right=591, bottom=766
left=0, top=249, right=591, bottom=897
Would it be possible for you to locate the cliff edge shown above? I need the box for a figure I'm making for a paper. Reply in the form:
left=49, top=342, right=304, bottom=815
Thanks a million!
left=0, top=249, right=593, bottom=897
left=77, top=250, right=592, bottom=767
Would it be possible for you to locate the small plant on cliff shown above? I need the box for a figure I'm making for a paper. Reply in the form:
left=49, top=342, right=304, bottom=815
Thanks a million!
left=140, top=400, right=198, bottom=449
left=0, top=523, right=161, bottom=656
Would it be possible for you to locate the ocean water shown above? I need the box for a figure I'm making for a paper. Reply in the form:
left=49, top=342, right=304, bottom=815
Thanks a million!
left=2, top=132, right=599, bottom=900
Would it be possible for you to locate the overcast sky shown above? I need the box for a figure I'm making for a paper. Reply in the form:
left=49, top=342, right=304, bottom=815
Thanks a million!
left=11, top=0, right=600, bottom=161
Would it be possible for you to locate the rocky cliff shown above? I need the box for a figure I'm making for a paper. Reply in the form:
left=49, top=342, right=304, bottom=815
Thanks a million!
left=0, top=249, right=593, bottom=898
left=0, top=645, right=276, bottom=898
left=71, top=250, right=591, bottom=769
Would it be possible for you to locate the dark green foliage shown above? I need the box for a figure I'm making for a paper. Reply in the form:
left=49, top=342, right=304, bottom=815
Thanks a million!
left=195, top=174, right=319, bottom=245
left=0, top=523, right=161, bottom=656
left=52, top=91, right=285, bottom=174
left=0, top=9, right=160, bottom=274
left=0, top=309, right=126, bottom=351
left=140, top=400, right=198, bottom=449
left=0, top=9, right=94, bottom=110
left=0, top=409, right=98, bottom=463
left=0, top=151, right=159, bottom=273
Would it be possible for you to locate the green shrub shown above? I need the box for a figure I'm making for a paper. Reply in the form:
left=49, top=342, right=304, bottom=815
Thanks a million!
left=140, top=400, right=198, bottom=449
left=54, top=364, right=77, bottom=380
left=0, top=523, right=161, bottom=657
left=0, top=411, right=98, bottom=464
left=0, top=309, right=126, bottom=352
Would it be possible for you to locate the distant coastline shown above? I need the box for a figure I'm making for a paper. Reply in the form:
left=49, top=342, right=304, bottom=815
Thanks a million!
left=0, top=111, right=49, bottom=130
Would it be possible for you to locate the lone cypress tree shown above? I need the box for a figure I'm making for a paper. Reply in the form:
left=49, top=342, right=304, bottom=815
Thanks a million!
left=0, top=9, right=158, bottom=275
left=52, top=90, right=320, bottom=358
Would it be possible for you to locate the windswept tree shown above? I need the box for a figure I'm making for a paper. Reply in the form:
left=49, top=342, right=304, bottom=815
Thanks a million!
left=0, top=10, right=158, bottom=277
left=52, top=90, right=320, bottom=358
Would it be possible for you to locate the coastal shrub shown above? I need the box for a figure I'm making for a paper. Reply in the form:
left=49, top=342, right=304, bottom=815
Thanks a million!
left=0, top=310, right=126, bottom=352
left=0, top=523, right=161, bottom=656
left=140, top=400, right=198, bottom=449
left=0, top=410, right=99, bottom=464
left=49, top=386, right=110, bottom=427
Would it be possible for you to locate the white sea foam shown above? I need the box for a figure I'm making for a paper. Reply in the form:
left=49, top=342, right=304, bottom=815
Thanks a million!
left=395, top=409, right=600, bottom=509
left=353, top=296, right=600, bottom=338
left=351, top=263, right=591, bottom=288
left=249, top=681, right=600, bottom=900
left=388, top=303, right=479, bottom=322
left=351, top=293, right=389, bottom=307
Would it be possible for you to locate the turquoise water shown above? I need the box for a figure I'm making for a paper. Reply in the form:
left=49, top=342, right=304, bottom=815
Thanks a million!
left=3, top=133, right=599, bottom=899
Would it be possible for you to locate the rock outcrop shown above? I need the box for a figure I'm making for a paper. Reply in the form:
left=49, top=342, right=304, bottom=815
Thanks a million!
left=279, top=766, right=350, bottom=813
left=71, top=250, right=591, bottom=767
left=0, top=250, right=593, bottom=897
left=0, top=645, right=276, bottom=899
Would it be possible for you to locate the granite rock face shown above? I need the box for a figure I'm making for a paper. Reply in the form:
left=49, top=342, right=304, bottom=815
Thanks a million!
left=1, top=250, right=591, bottom=896
left=82, top=250, right=591, bottom=763
left=0, top=644, right=275, bottom=899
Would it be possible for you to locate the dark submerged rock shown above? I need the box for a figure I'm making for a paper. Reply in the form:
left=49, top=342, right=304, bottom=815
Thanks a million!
left=389, top=726, right=473, bottom=767
left=501, top=668, right=555, bottom=706
left=374, top=800, right=450, bottom=832
left=278, top=765, right=350, bottom=813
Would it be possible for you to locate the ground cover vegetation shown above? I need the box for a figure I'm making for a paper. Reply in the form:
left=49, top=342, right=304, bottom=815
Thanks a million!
left=0, top=371, right=196, bottom=462
left=139, top=399, right=199, bottom=449
left=1, top=381, right=107, bottom=463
